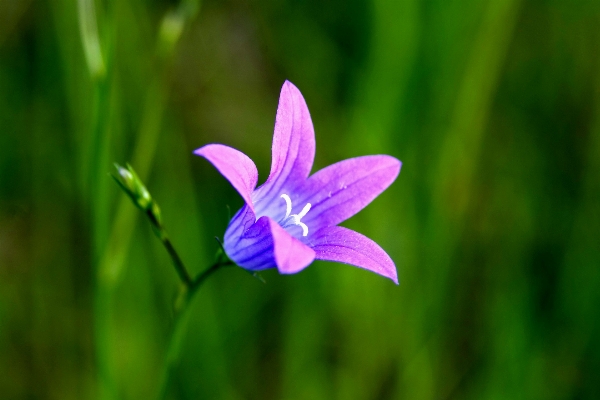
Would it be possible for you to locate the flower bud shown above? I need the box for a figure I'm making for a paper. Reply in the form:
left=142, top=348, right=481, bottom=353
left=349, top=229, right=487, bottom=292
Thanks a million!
left=113, top=163, right=154, bottom=213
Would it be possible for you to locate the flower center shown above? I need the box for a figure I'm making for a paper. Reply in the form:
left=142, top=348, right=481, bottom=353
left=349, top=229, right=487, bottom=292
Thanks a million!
left=279, top=194, right=311, bottom=236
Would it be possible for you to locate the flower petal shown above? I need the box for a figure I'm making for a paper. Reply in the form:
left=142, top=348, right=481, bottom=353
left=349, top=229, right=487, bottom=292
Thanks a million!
left=253, top=81, right=315, bottom=211
left=224, top=205, right=257, bottom=251
left=268, top=218, right=315, bottom=274
left=311, top=226, right=398, bottom=284
left=223, top=212, right=315, bottom=274
left=194, top=144, right=258, bottom=212
left=224, top=213, right=274, bottom=271
left=300, top=155, right=401, bottom=230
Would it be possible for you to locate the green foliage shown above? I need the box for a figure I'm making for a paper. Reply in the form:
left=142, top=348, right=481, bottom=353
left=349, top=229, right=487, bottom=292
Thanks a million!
left=1, top=0, right=599, bottom=398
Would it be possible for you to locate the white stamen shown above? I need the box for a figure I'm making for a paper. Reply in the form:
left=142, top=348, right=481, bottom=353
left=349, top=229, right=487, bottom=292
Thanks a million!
left=297, top=203, right=311, bottom=219
left=280, top=194, right=292, bottom=218
left=297, top=221, right=309, bottom=236
left=279, top=193, right=311, bottom=236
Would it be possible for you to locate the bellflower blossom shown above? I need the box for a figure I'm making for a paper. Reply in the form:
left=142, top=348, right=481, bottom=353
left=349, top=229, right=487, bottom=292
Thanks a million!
left=194, top=81, right=401, bottom=283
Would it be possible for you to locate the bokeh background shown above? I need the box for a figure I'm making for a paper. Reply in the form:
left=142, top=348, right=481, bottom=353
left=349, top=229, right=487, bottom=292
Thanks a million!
left=1, top=0, right=600, bottom=398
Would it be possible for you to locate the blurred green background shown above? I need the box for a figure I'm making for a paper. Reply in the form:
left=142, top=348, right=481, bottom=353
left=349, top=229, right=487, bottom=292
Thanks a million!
left=1, top=0, right=600, bottom=398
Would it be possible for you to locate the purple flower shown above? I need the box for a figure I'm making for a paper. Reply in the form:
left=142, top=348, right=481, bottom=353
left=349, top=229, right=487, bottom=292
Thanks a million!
left=194, top=81, right=401, bottom=283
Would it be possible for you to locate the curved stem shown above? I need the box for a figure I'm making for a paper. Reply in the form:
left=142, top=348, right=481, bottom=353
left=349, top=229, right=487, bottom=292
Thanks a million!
left=157, top=257, right=233, bottom=400
left=161, top=234, right=193, bottom=287
left=114, top=169, right=234, bottom=398
left=112, top=162, right=235, bottom=397
left=191, top=258, right=233, bottom=292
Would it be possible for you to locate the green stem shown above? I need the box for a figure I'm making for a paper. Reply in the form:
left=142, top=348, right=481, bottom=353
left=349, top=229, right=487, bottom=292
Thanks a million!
left=162, top=236, right=193, bottom=287
left=113, top=168, right=234, bottom=397
left=90, top=2, right=203, bottom=398
left=191, top=257, right=233, bottom=292
left=146, top=204, right=193, bottom=287
left=173, top=249, right=233, bottom=313
left=157, top=257, right=233, bottom=400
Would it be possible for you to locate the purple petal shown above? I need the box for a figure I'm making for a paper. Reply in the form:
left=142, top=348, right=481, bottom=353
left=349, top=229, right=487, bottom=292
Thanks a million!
left=223, top=213, right=315, bottom=274
left=194, top=144, right=258, bottom=212
left=224, top=205, right=257, bottom=252
left=253, top=81, right=315, bottom=212
left=268, top=218, right=315, bottom=274
left=300, top=155, right=401, bottom=231
left=224, top=214, right=275, bottom=271
left=311, top=226, right=398, bottom=284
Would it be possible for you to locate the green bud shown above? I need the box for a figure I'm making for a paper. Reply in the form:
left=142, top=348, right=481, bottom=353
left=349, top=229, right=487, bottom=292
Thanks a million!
left=113, top=163, right=156, bottom=215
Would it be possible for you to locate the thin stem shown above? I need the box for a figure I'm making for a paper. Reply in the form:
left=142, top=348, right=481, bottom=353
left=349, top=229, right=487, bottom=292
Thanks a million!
left=157, top=258, right=233, bottom=400
left=191, top=258, right=233, bottom=292
left=163, top=237, right=193, bottom=286
left=143, top=207, right=196, bottom=291
left=112, top=162, right=232, bottom=303
left=111, top=162, right=236, bottom=396
left=173, top=250, right=233, bottom=313
left=92, top=2, right=203, bottom=399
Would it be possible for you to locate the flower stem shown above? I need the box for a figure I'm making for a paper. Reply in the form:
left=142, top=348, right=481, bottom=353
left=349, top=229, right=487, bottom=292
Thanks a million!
left=163, top=235, right=193, bottom=286
left=148, top=206, right=194, bottom=287
left=112, top=164, right=236, bottom=398
left=158, top=256, right=233, bottom=400
left=191, top=250, right=233, bottom=291
left=173, top=248, right=233, bottom=313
